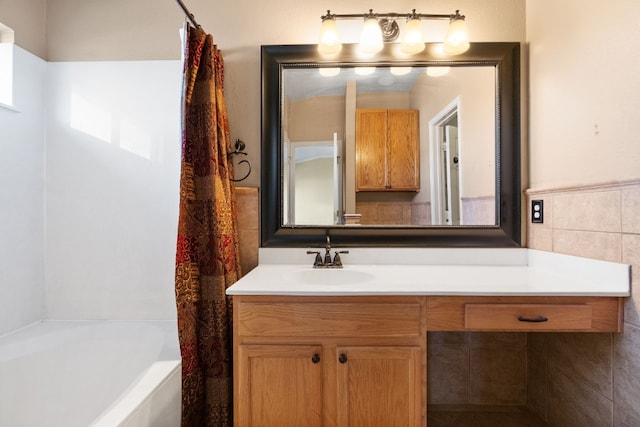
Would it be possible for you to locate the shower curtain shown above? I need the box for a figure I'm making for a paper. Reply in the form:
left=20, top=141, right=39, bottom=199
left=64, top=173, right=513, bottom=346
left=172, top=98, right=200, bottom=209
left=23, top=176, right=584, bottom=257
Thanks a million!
left=175, top=24, right=242, bottom=427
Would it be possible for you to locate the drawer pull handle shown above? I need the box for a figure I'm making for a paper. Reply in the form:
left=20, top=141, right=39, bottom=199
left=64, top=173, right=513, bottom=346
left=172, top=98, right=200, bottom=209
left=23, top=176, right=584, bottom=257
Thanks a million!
left=338, top=353, right=348, bottom=364
left=311, top=353, right=321, bottom=364
left=517, top=315, right=548, bottom=323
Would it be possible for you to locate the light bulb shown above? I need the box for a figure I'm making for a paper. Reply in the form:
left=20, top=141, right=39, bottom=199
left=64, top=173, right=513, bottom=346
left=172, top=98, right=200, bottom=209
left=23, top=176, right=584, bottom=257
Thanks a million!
left=359, top=17, right=383, bottom=55
left=390, top=67, right=412, bottom=76
left=318, top=18, right=342, bottom=56
left=355, top=67, right=376, bottom=76
left=400, top=17, right=425, bottom=55
left=319, top=67, right=340, bottom=77
left=426, top=66, right=450, bottom=77
left=443, top=16, right=469, bottom=55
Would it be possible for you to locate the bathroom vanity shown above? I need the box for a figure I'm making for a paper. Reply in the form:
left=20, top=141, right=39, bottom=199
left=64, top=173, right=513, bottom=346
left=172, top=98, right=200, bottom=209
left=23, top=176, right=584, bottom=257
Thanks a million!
left=227, top=248, right=629, bottom=426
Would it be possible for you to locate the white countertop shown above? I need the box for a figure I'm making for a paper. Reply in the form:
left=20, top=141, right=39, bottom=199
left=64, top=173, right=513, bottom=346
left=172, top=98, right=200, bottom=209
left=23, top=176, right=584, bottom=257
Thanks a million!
left=226, top=248, right=631, bottom=297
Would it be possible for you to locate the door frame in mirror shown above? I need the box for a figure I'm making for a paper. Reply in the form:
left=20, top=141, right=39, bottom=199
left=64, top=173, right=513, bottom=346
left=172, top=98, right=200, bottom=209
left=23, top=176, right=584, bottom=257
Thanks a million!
left=261, top=42, right=521, bottom=248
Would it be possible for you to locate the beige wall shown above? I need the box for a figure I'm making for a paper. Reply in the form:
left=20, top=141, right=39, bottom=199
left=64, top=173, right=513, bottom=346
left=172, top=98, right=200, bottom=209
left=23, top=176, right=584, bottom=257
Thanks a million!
left=45, top=0, right=183, bottom=61
left=3, top=0, right=525, bottom=189
left=288, top=95, right=345, bottom=142
left=0, top=0, right=46, bottom=57
left=411, top=67, right=495, bottom=203
left=527, top=0, right=640, bottom=188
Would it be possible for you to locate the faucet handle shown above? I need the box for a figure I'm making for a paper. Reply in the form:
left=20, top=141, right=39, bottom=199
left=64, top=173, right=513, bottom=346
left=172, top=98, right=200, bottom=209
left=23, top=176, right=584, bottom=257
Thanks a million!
left=332, top=250, right=349, bottom=267
left=306, top=250, right=323, bottom=267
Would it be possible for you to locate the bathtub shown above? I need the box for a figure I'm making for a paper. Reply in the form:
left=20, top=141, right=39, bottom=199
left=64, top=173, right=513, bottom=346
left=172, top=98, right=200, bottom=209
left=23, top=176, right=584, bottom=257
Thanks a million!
left=0, top=321, right=181, bottom=427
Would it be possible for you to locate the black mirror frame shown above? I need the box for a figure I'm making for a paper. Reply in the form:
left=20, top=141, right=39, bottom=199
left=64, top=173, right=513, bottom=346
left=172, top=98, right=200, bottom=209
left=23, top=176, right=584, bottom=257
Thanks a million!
left=261, top=42, right=521, bottom=248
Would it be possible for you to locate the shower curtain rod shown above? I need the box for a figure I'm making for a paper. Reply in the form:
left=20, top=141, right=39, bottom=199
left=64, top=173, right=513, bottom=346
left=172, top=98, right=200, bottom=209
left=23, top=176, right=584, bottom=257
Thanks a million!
left=176, top=0, right=202, bottom=29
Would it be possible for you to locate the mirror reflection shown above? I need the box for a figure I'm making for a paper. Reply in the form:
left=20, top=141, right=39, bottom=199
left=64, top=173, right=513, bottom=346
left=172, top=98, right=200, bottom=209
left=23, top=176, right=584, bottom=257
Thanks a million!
left=282, top=65, right=496, bottom=227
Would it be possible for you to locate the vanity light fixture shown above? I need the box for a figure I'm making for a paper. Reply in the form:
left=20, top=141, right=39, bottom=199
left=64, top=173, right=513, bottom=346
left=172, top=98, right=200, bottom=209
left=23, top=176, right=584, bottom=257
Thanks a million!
left=318, top=9, right=469, bottom=57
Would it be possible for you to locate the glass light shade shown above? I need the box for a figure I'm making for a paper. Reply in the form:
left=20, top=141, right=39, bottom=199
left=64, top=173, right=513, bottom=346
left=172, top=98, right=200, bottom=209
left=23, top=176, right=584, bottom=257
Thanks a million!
left=359, top=17, right=383, bottom=55
left=399, top=18, right=425, bottom=55
left=318, top=18, right=342, bottom=55
left=443, top=17, right=470, bottom=55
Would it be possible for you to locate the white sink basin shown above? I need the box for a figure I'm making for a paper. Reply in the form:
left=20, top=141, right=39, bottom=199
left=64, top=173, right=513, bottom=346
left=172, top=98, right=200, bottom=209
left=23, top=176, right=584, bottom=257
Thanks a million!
left=292, top=268, right=375, bottom=286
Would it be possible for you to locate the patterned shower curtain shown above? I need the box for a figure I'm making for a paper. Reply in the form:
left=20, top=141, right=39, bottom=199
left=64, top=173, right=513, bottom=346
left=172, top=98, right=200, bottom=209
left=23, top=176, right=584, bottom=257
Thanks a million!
left=175, top=24, right=242, bottom=427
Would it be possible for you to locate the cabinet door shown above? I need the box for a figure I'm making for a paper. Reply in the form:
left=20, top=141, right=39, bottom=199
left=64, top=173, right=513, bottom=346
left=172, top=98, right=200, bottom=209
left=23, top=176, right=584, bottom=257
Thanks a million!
left=356, top=109, right=388, bottom=190
left=356, top=109, right=420, bottom=192
left=336, top=346, right=422, bottom=427
left=237, top=345, right=323, bottom=427
left=387, top=110, right=420, bottom=191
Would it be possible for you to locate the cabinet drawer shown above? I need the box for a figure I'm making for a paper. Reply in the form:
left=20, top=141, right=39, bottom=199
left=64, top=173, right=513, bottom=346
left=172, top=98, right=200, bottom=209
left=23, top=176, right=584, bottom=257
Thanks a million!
left=426, top=296, right=623, bottom=332
left=236, top=298, right=423, bottom=338
left=465, top=304, right=592, bottom=331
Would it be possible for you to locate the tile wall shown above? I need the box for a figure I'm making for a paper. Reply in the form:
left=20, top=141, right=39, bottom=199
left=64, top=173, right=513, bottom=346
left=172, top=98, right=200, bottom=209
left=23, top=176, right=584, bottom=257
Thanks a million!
left=428, top=332, right=527, bottom=406
left=236, top=187, right=259, bottom=274
left=356, top=201, right=417, bottom=225
left=356, top=196, right=494, bottom=226
left=526, top=179, right=640, bottom=427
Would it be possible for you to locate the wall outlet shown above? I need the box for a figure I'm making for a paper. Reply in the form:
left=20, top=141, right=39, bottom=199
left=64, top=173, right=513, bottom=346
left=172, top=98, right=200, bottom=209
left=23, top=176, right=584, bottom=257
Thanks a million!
left=531, top=200, right=544, bottom=223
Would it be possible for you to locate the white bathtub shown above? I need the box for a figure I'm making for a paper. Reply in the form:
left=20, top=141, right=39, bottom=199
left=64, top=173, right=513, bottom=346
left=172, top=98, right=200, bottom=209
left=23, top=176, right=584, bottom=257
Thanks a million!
left=0, top=321, right=181, bottom=427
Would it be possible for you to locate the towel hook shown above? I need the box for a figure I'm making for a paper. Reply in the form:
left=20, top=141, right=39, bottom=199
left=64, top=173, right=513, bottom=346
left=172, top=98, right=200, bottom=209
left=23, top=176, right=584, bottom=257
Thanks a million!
left=228, top=139, right=251, bottom=182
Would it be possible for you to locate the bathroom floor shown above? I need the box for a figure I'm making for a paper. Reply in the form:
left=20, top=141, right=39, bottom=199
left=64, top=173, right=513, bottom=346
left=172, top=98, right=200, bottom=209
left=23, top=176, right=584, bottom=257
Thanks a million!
left=428, top=405, right=548, bottom=427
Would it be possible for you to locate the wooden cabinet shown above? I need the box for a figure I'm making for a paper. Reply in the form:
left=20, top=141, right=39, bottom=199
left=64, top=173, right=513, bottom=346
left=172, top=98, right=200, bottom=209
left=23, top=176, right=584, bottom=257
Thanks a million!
left=356, top=109, right=420, bottom=191
left=233, top=293, right=624, bottom=426
left=234, top=296, right=426, bottom=427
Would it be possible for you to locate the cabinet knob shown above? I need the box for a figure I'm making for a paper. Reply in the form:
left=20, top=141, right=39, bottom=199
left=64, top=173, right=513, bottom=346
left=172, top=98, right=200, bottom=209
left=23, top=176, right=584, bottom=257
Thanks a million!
left=338, top=353, right=348, bottom=364
left=311, top=353, right=321, bottom=364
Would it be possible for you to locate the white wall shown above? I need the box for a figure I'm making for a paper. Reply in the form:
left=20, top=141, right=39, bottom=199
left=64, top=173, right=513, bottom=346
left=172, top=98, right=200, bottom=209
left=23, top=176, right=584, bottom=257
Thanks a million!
left=294, top=157, right=334, bottom=225
left=0, top=46, right=46, bottom=335
left=527, top=0, right=640, bottom=188
left=44, top=60, right=182, bottom=320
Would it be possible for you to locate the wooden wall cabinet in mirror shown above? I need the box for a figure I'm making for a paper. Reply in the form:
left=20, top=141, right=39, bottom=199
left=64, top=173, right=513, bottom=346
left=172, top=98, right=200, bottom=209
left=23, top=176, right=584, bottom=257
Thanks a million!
left=261, top=42, right=521, bottom=247
left=356, top=109, right=420, bottom=192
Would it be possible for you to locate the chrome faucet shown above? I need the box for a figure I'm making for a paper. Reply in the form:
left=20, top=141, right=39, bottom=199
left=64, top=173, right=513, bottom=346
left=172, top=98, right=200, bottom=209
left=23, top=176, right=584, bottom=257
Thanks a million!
left=306, top=232, right=349, bottom=268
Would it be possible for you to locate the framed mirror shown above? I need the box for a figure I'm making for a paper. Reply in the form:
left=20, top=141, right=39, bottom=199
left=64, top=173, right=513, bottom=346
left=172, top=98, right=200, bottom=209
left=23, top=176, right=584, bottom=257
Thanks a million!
left=261, top=42, right=520, bottom=247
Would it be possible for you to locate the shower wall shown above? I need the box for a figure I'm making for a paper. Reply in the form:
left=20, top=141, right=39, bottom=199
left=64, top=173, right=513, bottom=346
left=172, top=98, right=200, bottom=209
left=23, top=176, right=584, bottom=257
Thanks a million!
left=0, top=46, right=46, bottom=335
left=44, top=60, right=182, bottom=320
